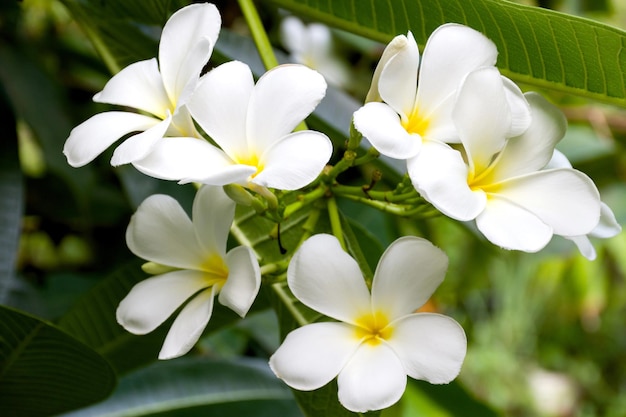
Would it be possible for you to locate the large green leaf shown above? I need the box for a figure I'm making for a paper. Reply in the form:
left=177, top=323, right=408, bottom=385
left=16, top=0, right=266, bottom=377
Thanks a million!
left=264, top=0, right=626, bottom=107
left=0, top=305, right=116, bottom=416
left=59, top=357, right=302, bottom=417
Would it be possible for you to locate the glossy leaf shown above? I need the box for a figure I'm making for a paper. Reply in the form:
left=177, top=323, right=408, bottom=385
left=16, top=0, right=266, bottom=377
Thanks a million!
left=265, top=0, right=626, bottom=107
left=0, top=305, right=116, bottom=416
left=59, top=357, right=302, bottom=417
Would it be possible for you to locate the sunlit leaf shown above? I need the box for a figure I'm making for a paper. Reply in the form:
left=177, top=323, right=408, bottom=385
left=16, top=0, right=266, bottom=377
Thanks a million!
left=265, top=0, right=626, bottom=107
left=0, top=305, right=116, bottom=416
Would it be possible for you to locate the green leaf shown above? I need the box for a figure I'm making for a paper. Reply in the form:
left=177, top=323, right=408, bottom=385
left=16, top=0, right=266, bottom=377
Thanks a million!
left=0, top=305, right=116, bottom=416
left=264, top=0, right=626, bottom=107
left=59, top=357, right=303, bottom=417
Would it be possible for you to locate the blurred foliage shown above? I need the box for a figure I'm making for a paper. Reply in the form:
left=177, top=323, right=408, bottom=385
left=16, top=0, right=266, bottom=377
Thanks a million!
left=0, top=0, right=625, bottom=416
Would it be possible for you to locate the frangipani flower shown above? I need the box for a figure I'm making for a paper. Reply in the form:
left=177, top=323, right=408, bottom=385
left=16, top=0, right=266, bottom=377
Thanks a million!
left=132, top=61, right=333, bottom=191
left=353, top=24, right=530, bottom=159
left=547, top=150, right=621, bottom=260
left=280, top=16, right=349, bottom=88
left=64, top=3, right=220, bottom=168
left=117, top=185, right=260, bottom=360
left=269, top=234, right=466, bottom=413
left=409, top=68, right=601, bottom=252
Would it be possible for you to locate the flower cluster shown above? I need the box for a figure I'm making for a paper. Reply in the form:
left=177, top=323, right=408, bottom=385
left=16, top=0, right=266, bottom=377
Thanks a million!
left=62, top=3, right=620, bottom=414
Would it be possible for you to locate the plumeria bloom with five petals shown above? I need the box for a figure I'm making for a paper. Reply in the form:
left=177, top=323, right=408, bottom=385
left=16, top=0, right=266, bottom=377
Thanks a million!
left=409, top=67, right=602, bottom=252
left=545, top=150, right=621, bottom=260
left=353, top=23, right=530, bottom=160
left=64, top=3, right=220, bottom=168
left=116, top=185, right=260, bottom=360
left=132, top=61, right=333, bottom=192
left=269, top=234, right=466, bottom=413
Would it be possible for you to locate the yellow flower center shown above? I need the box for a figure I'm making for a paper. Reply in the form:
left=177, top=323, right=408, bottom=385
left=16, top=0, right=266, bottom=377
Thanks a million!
left=401, top=109, right=430, bottom=137
left=199, top=253, right=229, bottom=288
left=234, top=152, right=264, bottom=179
left=354, top=311, right=393, bottom=346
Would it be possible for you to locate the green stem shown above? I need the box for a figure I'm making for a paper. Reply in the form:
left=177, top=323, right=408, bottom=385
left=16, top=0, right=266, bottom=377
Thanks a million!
left=237, top=0, right=279, bottom=70
left=272, top=283, right=309, bottom=327
left=327, top=196, right=346, bottom=250
left=333, top=184, right=419, bottom=203
left=283, top=185, right=327, bottom=218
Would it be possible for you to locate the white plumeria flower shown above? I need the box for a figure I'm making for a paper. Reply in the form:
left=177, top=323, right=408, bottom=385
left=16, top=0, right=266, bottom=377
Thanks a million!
left=353, top=24, right=530, bottom=160
left=269, top=234, right=466, bottom=413
left=409, top=68, right=602, bottom=253
left=546, top=150, right=621, bottom=260
left=64, top=3, right=220, bottom=168
left=116, top=185, right=260, bottom=360
left=280, top=16, right=349, bottom=88
left=132, top=61, right=333, bottom=191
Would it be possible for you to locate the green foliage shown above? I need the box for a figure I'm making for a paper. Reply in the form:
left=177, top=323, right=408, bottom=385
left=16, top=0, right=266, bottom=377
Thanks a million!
left=0, top=305, right=116, bottom=416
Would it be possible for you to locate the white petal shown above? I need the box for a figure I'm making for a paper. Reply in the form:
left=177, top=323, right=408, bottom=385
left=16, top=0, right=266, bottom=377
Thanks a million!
left=252, top=130, right=332, bottom=190
left=192, top=185, right=235, bottom=256
left=476, top=195, right=553, bottom=252
left=566, top=235, right=597, bottom=260
left=219, top=246, right=261, bottom=317
left=269, top=322, right=360, bottom=391
left=353, top=102, right=421, bottom=159
left=371, top=237, right=448, bottom=319
left=110, top=115, right=172, bottom=166
left=495, top=169, right=600, bottom=236
left=377, top=32, right=419, bottom=118
left=337, top=342, right=406, bottom=413
left=287, top=234, right=371, bottom=324
left=188, top=61, right=253, bottom=159
left=591, top=202, right=622, bottom=238
left=159, top=286, right=216, bottom=360
left=280, top=16, right=306, bottom=55
left=388, top=313, right=466, bottom=384
left=408, top=141, right=486, bottom=221
left=489, top=92, right=567, bottom=181
left=247, top=64, right=326, bottom=152
left=502, top=76, right=531, bottom=137
left=366, top=34, right=414, bottom=103
left=545, top=149, right=571, bottom=170
left=132, top=137, right=254, bottom=184
left=159, top=3, right=220, bottom=103
left=126, top=194, right=204, bottom=269
left=417, top=23, right=497, bottom=120
left=63, top=112, right=160, bottom=167
left=453, top=67, right=511, bottom=173
left=116, top=270, right=209, bottom=335
left=94, top=59, right=170, bottom=118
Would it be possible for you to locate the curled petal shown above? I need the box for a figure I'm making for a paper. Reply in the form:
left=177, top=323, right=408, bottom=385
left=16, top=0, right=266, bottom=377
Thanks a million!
left=126, top=194, right=204, bottom=269
left=389, top=313, right=466, bottom=384
left=110, top=115, right=172, bottom=166
left=116, top=270, right=209, bottom=335
left=566, top=235, right=597, bottom=261
left=372, top=237, right=448, bottom=319
left=495, top=169, right=600, bottom=236
left=366, top=34, right=414, bottom=103
left=63, top=112, right=160, bottom=167
left=159, top=286, right=216, bottom=360
left=453, top=67, right=511, bottom=173
left=417, top=23, right=497, bottom=120
left=132, top=137, right=254, bottom=184
left=353, top=102, right=421, bottom=159
left=159, top=3, right=220, bottom=102
left=337, top=343, right=407, bottom=413
left=188, top=61, right=253, bottom=158
left=252, top=130, right=332, bottom=190
left=192, top=185, right=235, bottom=256
left=489, top=93, right=567, bottom=181
left=408, top=141, right=486, bottom=221
left=94, top=59, right=170, bottom=118
left=502, top=76, right=531, bottom=138
left=287, top=234, right=371, bottom=324
left=247, top=64, right=327, bottom=152
left=269, top=322, right=360, bottom=391
left=476, top=195, right=553, bottom=252
left=219, top=246, right=261, bottom=317
left=592, top=202, right=622, bottom=238
left=377, top=32, right=419, bottom=117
